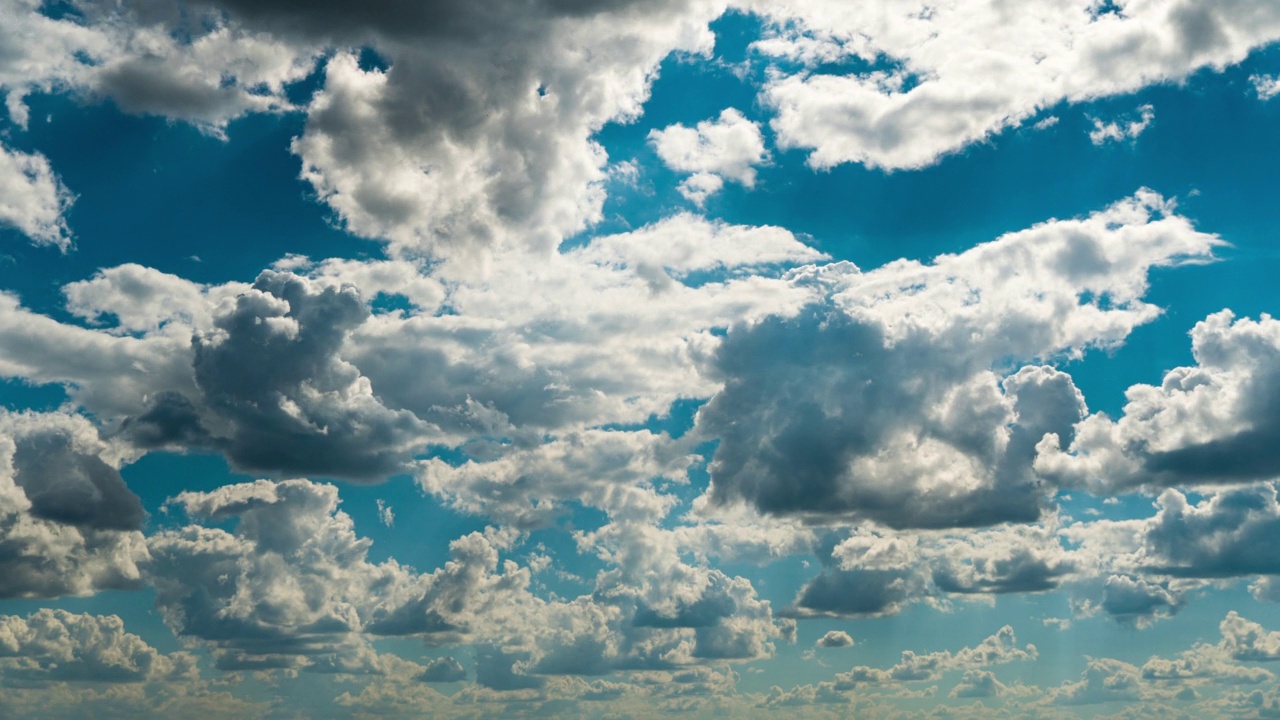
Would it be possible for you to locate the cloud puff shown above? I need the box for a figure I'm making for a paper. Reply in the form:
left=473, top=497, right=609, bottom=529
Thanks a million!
left=0, top=144, right=74, bottom=249
left=699, top=191, right=1219, bottom=528
left=748, top=0, right=1280, bottom=169
left=816, top=630, right=854, bottom=648
left=0, top=610, right=195, bottom=684
left=123, top=270, right=430, bottom=480
left=1038, top=311, right=1280, bottom=492
left=0, top=412, right=148, bottom=599
left=279, top=2, right=722, bottom=257
left=1052, top=657, right=1143, bottom=705
left=649, top=108, right=769, bottom=204
left=833, top=625, right=1036, bottom=688
left=146, top=478, right=491, bottom=669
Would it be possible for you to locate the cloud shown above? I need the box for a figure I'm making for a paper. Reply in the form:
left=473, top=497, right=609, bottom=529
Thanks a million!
left=417, top=429, right=693, bottom=528
left=122, top=270, right=430, bottom=480
left=1252, top=74, right=1280, bottom=100
left=145, top=478, right=501, bottom=669
left=834, top=625, right=1036, bottom=688
left=0, top=412, right=148, bottom=599
left=1038, top=311, right=1280, bottom=492
left=748, top=0, right=1280, bottom=169
left=649, top=108, right=769, bottom=203
left=1, top=214, right=821, bottom=487
left=699, top=191, right=1219, bottom=528
left=950, top=669, right=1007, bottom=698
left=1052, top=657, right=1143, bottom=705
left=1220, top=612, right=1280, bottom=662
left=278, top=3, right=722, bottom=257
left=676, top=173, right=725, bottom=206
left=1088, top=104, right=1155, bottom=145
left=417, top=656, right=466, bottom=683
left=816, top=630, right=854, bottom=648
left=0, top=144, right=74, bottom=249
left=0, top=610, right=195, bottom=684
left=149, top=478, right=793, bottom=680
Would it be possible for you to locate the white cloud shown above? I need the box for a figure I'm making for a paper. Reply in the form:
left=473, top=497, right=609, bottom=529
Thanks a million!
left=0, top=143, right=74, bottom=249
left=1088, top=104, right=1155, bottom=145
left=1252, top=73, right=1280, bottom=100
left=746, top=0, right=1280, bottom=169
left=677, top=172, right=725, bottom=206
left=285, top=5, right=721, bottom=258
left=650, top=108, right=769, bottom=202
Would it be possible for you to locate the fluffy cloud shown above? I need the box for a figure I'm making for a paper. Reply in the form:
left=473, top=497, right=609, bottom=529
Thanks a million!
left=1219, top=611, right=1280, bottom=662
left=145, top=478, right=501, bottom=669
left=0, top=610, right=194, bottom=684
left=418, top=430, right=694, bottom=527
left=278, top=2, right=723, bottom=257
left=123, top=270, right=429, bottom=480
left=816, top=631, right=854, bottom=648
left=1038, top=311, right=1280, bottom=492
left=649, top=108, right=768, bottom=204
left=0, top=213, right=820, bottom=487
left=747, top=0, right=1280, bottom=169
left=833, top=625, right=1036, bottom=688
left=1, top=0, right=315, bottom=133
left=1052, top=657, right=1143, bottom=705
left=699, top=191, right=1219, bottom=528
left=0, top=144, right=73, bottom=249
left=0, top=412, right=147, bottom=599
left=147, top=478, right=792, bottom=680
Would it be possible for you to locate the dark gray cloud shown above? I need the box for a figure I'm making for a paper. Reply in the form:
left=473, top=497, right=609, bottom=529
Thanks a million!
left=123, top=271, right=430, bottom=481
left=10, top=424, right=143, bottom=532
left=791, top=568, right=920, bottom=618
left=0, top=413, right=148, bottom=599
left=698, top=307, right=1084, bottom=529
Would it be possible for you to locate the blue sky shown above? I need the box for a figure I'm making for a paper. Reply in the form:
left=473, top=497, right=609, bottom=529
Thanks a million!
left=6, top=1, right=1280, bottom=717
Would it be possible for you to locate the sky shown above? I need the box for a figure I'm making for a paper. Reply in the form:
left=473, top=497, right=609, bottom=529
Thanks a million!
left=4, top=0, right=1280, bottom=718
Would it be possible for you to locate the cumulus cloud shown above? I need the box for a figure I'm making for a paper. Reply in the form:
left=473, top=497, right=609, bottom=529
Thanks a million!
left=1052, top=657, right=1143, bottom=705
left=649, top=108, right=769, bottom=204
left=699, top=191, right=1220, bottom=528
left=833, top=626, right=1036, bottom=688
left=121, top=270, right=430, bottom=480
left=1038, top=311, right=1280, bottom=492
left=816, top=630, right=854, bottom=648
left=0, top=144, right=74, bottom=249
left=1089, top=104, right=1155, bottom=145
left=0, top=412, right=147, bottom=599
left=148, top=478, right=792, bottom=681
left=145, top=478, right=496, bottom=669
left=747, top=0, right=1280, bottom=169
left=280, top=2, right=722, bottom=257
left=1220, top=611, right=1280, bottom=662
left=0, top=610, right=195, bottom=684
